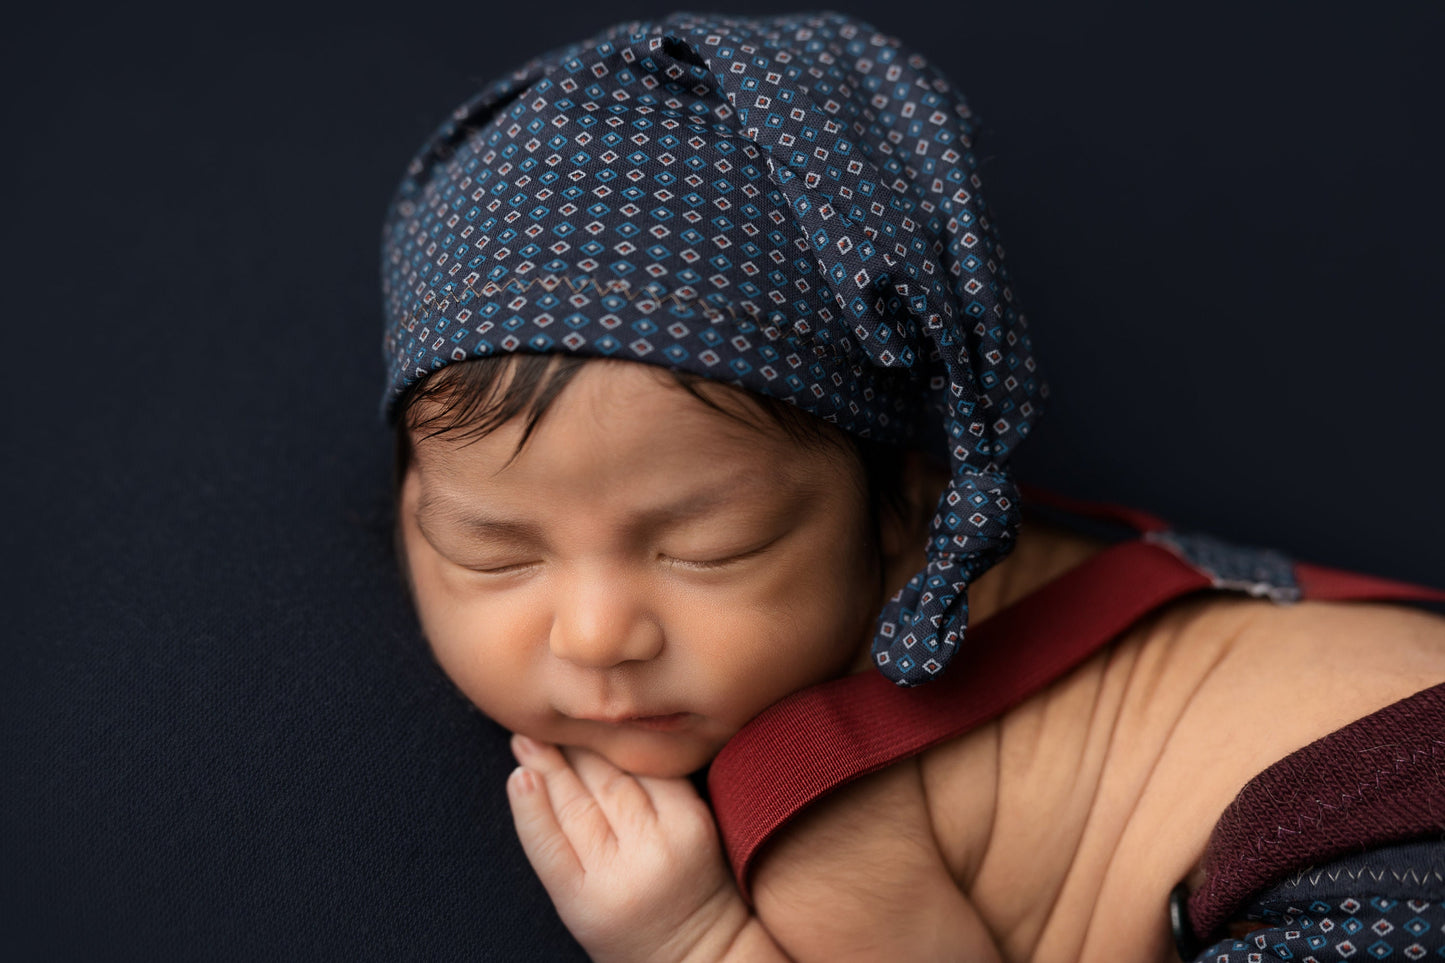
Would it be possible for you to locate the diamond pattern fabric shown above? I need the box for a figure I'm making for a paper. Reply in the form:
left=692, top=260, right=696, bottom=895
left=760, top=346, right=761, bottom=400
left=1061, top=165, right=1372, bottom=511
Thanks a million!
left=1189, top=840, right=1445, bottom=961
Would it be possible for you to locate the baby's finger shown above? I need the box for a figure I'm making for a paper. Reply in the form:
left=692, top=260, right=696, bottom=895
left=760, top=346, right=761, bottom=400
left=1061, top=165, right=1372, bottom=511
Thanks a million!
left=563, top=746, right=657, bottom=830
left=632, top=773, right=718, bottom=849
left=506, top=766, right=584, bottom=887
left=634, top=771, right=709, bottom=817
left=511, top=735, right=618, bottom=856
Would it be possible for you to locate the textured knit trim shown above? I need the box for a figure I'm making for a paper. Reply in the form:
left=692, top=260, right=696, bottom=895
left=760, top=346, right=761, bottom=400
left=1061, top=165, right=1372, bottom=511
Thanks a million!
left=1187, top=682, right=1445, bottom=942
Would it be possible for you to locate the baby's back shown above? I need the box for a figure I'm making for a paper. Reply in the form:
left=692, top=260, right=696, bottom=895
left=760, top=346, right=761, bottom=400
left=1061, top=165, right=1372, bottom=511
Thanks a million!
left=751, top=582, right=1445, bottom=962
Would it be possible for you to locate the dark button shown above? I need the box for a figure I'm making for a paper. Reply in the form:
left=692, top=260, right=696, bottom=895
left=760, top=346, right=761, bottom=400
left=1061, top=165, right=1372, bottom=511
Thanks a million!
left=1169, top=880, right=1203, bottom=961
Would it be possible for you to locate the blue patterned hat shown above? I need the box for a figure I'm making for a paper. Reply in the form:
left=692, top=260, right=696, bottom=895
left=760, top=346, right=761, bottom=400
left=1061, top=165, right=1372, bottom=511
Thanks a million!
left=381, top=11, right=1047, bottom=686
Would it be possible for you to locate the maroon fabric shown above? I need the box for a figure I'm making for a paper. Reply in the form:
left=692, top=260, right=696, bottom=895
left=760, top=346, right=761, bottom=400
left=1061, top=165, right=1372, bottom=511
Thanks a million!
left=1016, top=483, right=1171, bottom=534
left=1297, top=560, right=1445, bottom=605
left=1186, top=682, right=1445, bottom=943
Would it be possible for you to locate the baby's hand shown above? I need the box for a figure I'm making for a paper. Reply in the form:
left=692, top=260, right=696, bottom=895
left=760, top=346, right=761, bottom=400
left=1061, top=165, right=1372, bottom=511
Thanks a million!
left=507, top=735, right=782, bottom=963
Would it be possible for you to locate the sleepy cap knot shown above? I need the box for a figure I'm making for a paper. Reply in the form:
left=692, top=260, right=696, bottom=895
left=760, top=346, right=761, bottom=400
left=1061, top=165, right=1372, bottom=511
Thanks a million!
left=873, top=470, right=1020, bottom=686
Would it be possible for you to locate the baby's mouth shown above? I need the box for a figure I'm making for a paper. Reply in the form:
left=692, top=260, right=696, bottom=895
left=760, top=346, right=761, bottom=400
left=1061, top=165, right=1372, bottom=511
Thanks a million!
left=570, top=710, right=695, bottom=732
left=615, top=712, right=692, bottom=732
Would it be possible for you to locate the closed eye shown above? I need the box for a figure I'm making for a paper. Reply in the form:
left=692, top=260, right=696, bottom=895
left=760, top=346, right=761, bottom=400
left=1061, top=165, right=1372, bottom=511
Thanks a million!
left=464, top=559, right=543, bottom=576
left=665, top=554, right=745, bottom=571
left=662, top=536, right=780, bottom=571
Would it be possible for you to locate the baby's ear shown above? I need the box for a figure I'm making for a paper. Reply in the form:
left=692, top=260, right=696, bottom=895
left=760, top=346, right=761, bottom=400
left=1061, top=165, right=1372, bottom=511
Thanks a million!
left=877, top=451, right=948, bottom=594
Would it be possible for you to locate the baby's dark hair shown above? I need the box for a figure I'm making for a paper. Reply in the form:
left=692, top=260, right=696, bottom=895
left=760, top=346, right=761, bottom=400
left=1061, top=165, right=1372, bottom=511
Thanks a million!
left=392, top=354, right=911, bottom=529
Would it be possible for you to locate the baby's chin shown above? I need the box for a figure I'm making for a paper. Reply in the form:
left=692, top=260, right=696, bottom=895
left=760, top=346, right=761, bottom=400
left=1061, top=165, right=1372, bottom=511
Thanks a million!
left=609, top=743, right=718, bottom=780
left=565, top=727, right=723, bottom=780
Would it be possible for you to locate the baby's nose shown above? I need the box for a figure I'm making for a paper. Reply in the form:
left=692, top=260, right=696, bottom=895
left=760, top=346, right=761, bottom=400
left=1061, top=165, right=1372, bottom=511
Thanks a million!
left=547, top=576, right=664, bottom=668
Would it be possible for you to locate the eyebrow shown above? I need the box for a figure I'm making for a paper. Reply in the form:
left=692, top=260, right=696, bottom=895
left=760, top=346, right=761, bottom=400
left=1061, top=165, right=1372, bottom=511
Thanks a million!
left=413, top=479, right=783, bottom=541
left=414, top=491, right=546, bottom=542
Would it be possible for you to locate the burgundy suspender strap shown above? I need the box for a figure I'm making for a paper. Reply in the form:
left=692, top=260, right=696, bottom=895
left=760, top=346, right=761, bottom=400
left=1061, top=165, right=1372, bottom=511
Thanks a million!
left=1294, top=561, right=1445, bottom=605
left=1013, top=484, right=1172, bottom=535
left=708, top=516, right=1445, bottom=899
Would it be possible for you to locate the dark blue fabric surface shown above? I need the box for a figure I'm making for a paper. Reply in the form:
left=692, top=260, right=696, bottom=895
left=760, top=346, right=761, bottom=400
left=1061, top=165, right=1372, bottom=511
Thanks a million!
left=1190, top=839, right=1445, bottom=961
left=4, top=1, right=1443, bottom=960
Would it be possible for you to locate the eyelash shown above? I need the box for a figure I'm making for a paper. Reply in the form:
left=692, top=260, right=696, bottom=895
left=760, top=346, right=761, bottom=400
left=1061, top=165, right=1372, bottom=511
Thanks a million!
left=665, top=554, right=738, bottom=571
left=462, top=542, right=774, bottom=575
left=664, top=542, right=773, bottom=571
left=467, top=560, right=541, bottom=576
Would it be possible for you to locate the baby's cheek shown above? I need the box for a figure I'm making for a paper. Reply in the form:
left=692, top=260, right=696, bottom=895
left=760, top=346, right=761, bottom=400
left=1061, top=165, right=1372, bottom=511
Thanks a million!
left=685, top=604, right=846, bottom=728
left=421, top=583, right=549, bottom=721
left=771, top=563, right=876, bottom=668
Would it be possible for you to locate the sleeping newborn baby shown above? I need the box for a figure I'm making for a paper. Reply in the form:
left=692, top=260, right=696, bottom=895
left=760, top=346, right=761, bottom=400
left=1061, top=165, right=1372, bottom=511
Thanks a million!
left=382, top=13, right=1445, bottom=961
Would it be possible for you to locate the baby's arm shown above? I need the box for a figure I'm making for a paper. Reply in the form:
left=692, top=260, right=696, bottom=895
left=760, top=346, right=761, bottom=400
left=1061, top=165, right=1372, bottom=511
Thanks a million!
left=751, top=756, right=1004, bottom=962
left=507, top=735, right=788, bottom=963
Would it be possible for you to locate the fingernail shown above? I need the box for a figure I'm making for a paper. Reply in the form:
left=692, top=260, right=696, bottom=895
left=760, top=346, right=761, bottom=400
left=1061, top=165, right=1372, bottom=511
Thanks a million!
left=508, top=766, right=532, bottom=793
left=511, top=733, right=537, bottom=757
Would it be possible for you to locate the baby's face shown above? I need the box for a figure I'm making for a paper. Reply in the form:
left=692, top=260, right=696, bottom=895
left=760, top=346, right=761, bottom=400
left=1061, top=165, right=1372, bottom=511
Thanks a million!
left=398, top=361, right=883, bottom=777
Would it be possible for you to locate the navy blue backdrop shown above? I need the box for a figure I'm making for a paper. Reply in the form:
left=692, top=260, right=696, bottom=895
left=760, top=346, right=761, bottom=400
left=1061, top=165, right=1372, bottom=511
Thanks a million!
left=4, top=2, right=1442, bottom=960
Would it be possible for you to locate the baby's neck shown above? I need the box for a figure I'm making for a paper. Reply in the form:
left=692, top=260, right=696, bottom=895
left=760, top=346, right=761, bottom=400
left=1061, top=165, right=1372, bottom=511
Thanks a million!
left=967, top=516, right=1106, bottom=626
left=848, top=516, right=1103, bottom=677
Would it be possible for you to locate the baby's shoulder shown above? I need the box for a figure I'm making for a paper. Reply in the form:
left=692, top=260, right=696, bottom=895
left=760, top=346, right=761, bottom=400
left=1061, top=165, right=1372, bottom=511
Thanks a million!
left=1190, top=594, right=1445, bottom=770
left=1233, top=592, right=1445, bottom=668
